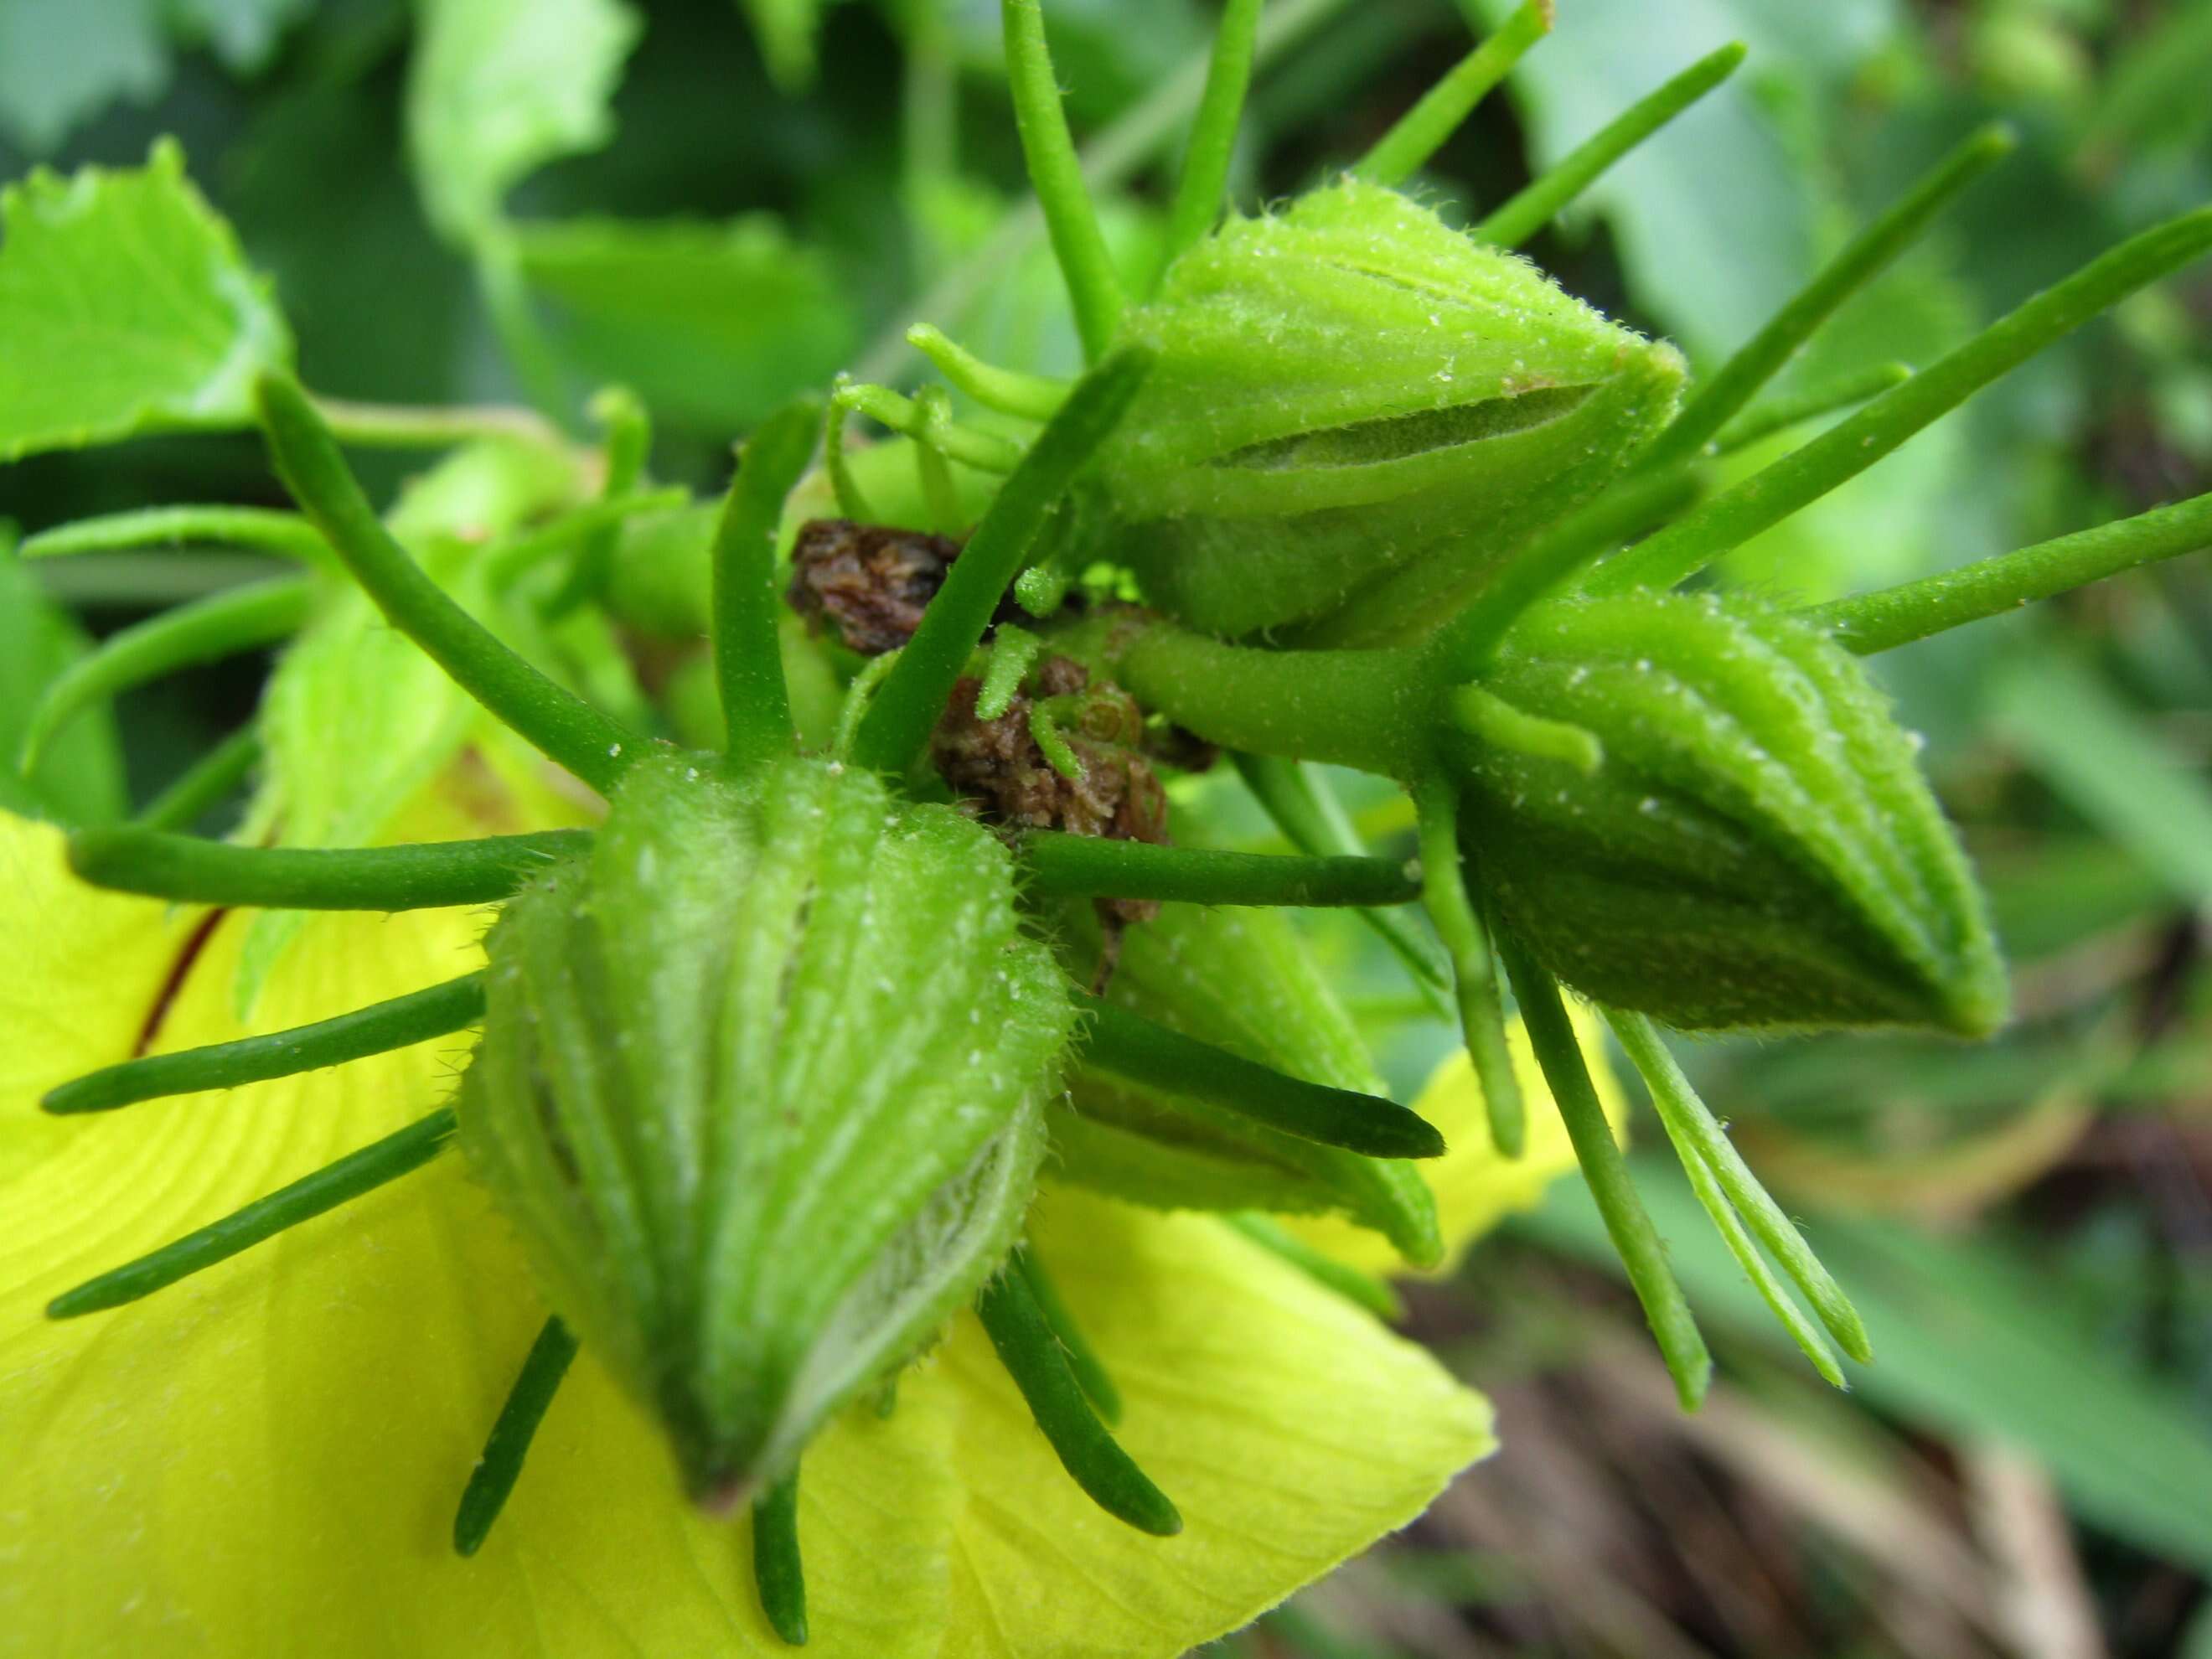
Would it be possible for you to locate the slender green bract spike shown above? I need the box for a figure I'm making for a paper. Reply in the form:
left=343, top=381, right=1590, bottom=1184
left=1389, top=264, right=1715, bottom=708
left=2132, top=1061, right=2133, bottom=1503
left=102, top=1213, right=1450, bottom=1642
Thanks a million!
left=20, top=505, right=333, bottom=567
left=453, top=1315, right=581, bottom=1557
left=1160, top=0, right=1264, bottom=268
left=19, top=578, right=313, bottom=773
left=1020, top=831, right=1418, bottom=907
left=912, top=387, right=968, bottom=534
left=544, top=387, right=652, bottom=618
left=713, top=400, right=820, bottom=767
left=907, top=324, right=1069, bottom=421
left=1075, top=993, right=1444, bottom=1160
left=1606, top=1008, right=1871, bottom=1367
left=1450, top=685, right=1602, bottom=773
left=1641, top=123, right=2016, bottom=472
left=834, top=382, right=1025, bottom=473
left=135, top=726, right=261, bottom=834
left=483, top=490, right=695, bottom=588
left=1801, top=488, right=2212, bottom=656
left=1710, top=362, right=1914, bottom=457
left=1027, top=700, right=1086, bottom=781
left=1594, top=207, right=2212, bottom=595
left=1016, top=1250, right=1122, bottom=1424
left=1222, top=1212, right=1404, bottom=1322
left=1352, top=0, right=1551, bottom=189
left=47, top=1108, right=459, bottom=1319
left=254, top=375, right=638, bottom=797
left=1001, top=0, right=1127, bottom=362
left=1473, top=41, right=1745, bottom=250
left=44, top=971, right=486, bottom=1115
left=1496, top=936, right=1710, bottom=1408
left=976, top=623, right=1046, bottom=720
left=850, top=348, right=1153, bottom=775
left=824, top=380, right=879, bottom=522
left=1414, top=788, right=1524, bottom=1159
left=67, top=826, right=591, bottom=911
left=974, top=1266, right=1181, bottom=1536
left=831, top=649, right=901, bottom=762
left=752, top=1470, right=809, bottom=1645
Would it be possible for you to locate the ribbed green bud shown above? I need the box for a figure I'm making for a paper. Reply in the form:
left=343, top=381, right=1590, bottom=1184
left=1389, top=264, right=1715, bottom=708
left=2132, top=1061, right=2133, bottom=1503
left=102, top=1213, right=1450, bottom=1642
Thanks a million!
left=1456, top=592, right=2008, bottom=1036
left=1092, top=179, right=1685, bottom=644
left=459, top=751, right=1074, bottom=1506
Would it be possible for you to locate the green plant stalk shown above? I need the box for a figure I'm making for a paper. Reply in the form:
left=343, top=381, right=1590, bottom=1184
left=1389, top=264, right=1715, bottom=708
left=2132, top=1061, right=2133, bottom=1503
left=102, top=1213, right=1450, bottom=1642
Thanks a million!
left=483, top=489, right=694, bottom=587
left=907, top=323, right=1068, bottom=420
left=134, top=726, right=261, bottom=834
left=1016, top=1250, right=1123, bottom=1424
left=20, top=505, right=333, bottom=567
left=1020, top=831, right=1418, bottom=907
left=1473, top=42, right=1746, bottom=250
left=751, top=1471, right=809, bottom=1645
left=712, top=401, right=821, bottom=767
left=1414, top=787, right=1525, bottom=1157
left=1222, top=1212, right=1404, bottom=1321
left=834, top=382, right=1023, bottom=473
left=1160, top=0, right=1265, bottom=268
left=1595, top=207, right=2212, bottom=594
left=453, top=1315, right=580, bottom=1557
left=1352, top=0, right=1550, bottom=189
left=67, top=826, right=591, bottom=910
left=1710, top=362, right=1914, bottom=457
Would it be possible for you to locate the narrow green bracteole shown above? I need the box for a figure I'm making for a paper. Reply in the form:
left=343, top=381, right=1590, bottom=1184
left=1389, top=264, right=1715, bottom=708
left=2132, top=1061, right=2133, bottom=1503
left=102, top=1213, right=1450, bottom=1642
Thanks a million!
left=253, top=374, right=638, bottom=796
left=1449, top=684, right=1603, bottom=773
left=1595, top=206, right=2212, bottom=594
left=1801, top=488, right=2212, bottom=655
left=713, top=399, right=821, bottom=767
left=976, top=624, right=1047, bottom=721
left=44, top=971, right=487, bottom=1115
left=1160, top=0, right=1264, bottom=267
left=850, top=347, right=1155, bottom=776
left=483, top=488, right=692, bottom=587
left=1496, top=938, right=1711, bottom=1409
left=1709, top=362, right=1914, bottom=456
left=905, top=324, right=1068, bottom=421
left=134, top=726, right=261, bottom=834
left=974, top=1266, right=1182, bottom=1537
left=18, top=577, right=313, bottom=772
left=1222, top=1212, right=1405, bottom=1322
left=912, top=387, right=967, bottom=535
left=1473, top=41, right=1746, bottom=250
left=1352, top=0, right=1551, bottom=190
left=752, top=1471, right=809, bottom=1646
left=46, top=1108, right=460, bottom=1319
left=1414, top=787, right=1524, bottom=1159
left=1019, top=832, right=1419, bottom=907
left=19, top=504, right=333, bottom=567
left=453, top=1315, right=581, bottom=1557
left=1001, top=0, right=1126, bottom=362
left=832, top=382, right=1023, bottom=473
left=1016, top=1250, right=1123, bottom=1424
left=1641, top=123, right=2016, bottom=471
left=823, top=379, right=878, bottom=522
left=1074, top=995, right=1445, bottom=1160
left=542, top=387, right=652, bottom=618
left=67, top=826, right=591, bottom=911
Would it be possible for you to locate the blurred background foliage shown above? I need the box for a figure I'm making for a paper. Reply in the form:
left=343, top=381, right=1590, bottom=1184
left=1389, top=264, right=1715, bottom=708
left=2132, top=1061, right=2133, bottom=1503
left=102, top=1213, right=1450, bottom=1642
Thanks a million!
left=2, top=0, right=2209, bottom=1653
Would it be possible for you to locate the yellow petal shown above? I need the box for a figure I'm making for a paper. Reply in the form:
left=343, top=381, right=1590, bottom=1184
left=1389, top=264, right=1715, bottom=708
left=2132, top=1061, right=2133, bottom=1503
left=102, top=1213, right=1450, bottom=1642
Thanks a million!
left=927, top=1187, right=1495, bottom=1658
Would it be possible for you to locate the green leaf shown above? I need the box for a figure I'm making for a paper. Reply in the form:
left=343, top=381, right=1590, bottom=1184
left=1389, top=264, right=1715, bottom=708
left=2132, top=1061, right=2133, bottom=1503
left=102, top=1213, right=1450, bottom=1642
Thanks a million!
left=0, top=555, right=128, bottom=825
left=0, top=141, right=294, bottom=462
left=514, top=216, right=856, bottom=432
left=0, top=0, right=165, bottom=154
left=405, top=0, right=643, bottom=245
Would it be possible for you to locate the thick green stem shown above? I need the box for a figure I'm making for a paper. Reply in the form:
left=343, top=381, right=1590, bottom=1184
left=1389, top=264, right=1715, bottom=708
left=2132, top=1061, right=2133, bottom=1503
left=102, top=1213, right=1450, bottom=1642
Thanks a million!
left=712, top=400, right=820, bottom=767
left=1160, top=0, right=1264, bottom=266
left=751, top=1470, right=809, bottom=1646
left=1353, top=0, right=1551, bottom=189
left=453, top=1315, right=581, bottom=1557
left=1016, top=1250, right=1123, bottom=1424
left=1473, top=42, right=1745, bottom=250
left=1020, top=831, right=1417, bottom=907
left=68, top=826, right=590, bottom=911
left=21, top=505, right=333, bottom=568
left=1414, top=787, right=1524, bottom=1158
left=135, top=726, right=261, bottom=834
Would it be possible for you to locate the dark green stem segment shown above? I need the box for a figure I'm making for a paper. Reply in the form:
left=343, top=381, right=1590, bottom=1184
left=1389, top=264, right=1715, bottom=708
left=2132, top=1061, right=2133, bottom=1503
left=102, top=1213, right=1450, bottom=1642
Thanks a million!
left=1496, top=937, right=1711, bottom=1409
left=1016, top=1250, right=1122, bottom=1425
left=1002, top=0, right=1126, bottom=361
left=712, top=399, right=820, bottom=767
left=752, top=1470, right=809, bottom=1646
left=1595, top=205, right=2212, bottom=594
left=850, top=348, right=1153, bottom=776
left=1352, top=0, right=1550, bottom=189
left=1074, top=995, right=1445, bottom=1160
left=1160, top=0, right=1264, bottom=267
left=1641, top=123, right=2016, bottom=472
left=453, top=1315, right=581, bottom=1558
left=47, top=1108, right=459, bottom=1319
left=1414, top=788, right=1524, bottom=1159
left=44, top=972, right=487, bottom=1115
left=974, top=1266, right=1182, bottom=1537
left=1473, top=42, right=1747, bottom=250
left=1801, top=488, right=2212, bottom=654
left=67, top=827, right=590, bottom=911
left=254, top=374, right=637, bottom=796
left=1019, top=831, right=1417, bottom=907
left=1222, top=1212, right=1404, bottom=1322
left=134, top=726, right=261, bottom=834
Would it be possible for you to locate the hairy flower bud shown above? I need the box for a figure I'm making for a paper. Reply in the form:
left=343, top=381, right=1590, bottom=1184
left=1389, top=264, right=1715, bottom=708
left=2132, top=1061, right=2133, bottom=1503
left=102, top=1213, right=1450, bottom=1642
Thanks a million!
left=1456, top=592, right=2008, bottom=1037
left=1091, top=179, right=1685, bottom=644
left=459, top=752, right=1075, bottom=1505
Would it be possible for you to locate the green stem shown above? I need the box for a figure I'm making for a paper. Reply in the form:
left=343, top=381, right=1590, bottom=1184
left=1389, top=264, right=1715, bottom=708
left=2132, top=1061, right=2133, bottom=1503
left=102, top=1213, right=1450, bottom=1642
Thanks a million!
left=1160, top=0, right=1264, bottom=267
left=1640, top=124, right=2015, bottom=472
left=483, top=488, right=693, bottom=588
left=20, top=506, right=333, bottom=568
left=1001, top=0, right=1127, bottom=362
left=1473, top=42, right=1745, bottom=250
left=1221, top=1212, right=1403, bottom=1321
left=1801, top=488, right=2212, bottom=655
left=47, top=1108, right=458, bottom=1318
left=475, top=234, right=572, bottom=426
left=1414, top=787, right=1524, bottom=1158
left=44, top=971, right=486, bottom=1115
left=309, top=395, right=569, bottom=453
left=19, top=578, right=313, bottom=773
left=1352, top=0, right=1551, bottom=189
left=256, top=375, right=638, bottom=795
left=835, top=382, right=1023, bottom=473
left=1496, top=935, right=1711, bottom=1408
left=1016, top=1250, right=1123, bottom=1424
left=712, top=400, right=820, bottom=767
left=1594, top=206, right=2212, bottom=593
left=824, top=381, right=879, bottom=522
left=906, top=324, right=1068, bottom=421
left=1709, top=362, right=1915, bottom=457
left=453, top=1315, right=581, bottom=1557
left=751, top=1470, right=809, bottom=1646
left=974, top=1266, right=1181, bottom=1536
left=851, top=348, right=1152, bottom=775
left=1076, top=994, right=1444, bottom=1160
left=542, top=386, right=652, bottom=618
left=1019, top=831, right=1418, bottom=907
left=67, top=826, right=590, bottom=910
left=135, top=726, right=261, bottom=834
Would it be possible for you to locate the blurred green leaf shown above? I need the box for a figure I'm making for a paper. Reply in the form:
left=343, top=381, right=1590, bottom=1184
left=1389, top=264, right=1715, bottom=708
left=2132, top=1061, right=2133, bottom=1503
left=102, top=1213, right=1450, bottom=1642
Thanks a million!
left=168, top=0, right=313, bottom=72
left=0, top=553, right=128, bottom=824
left=0, top=0, right=168, bottom=154
left=738, top=0, right=826, bottom=90
left=0, top=141, right=293, bottom=461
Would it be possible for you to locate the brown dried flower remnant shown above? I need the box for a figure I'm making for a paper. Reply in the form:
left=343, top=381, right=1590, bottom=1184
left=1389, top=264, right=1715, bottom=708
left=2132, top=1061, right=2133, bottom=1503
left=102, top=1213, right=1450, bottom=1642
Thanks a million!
left=788, top=518, right=962, bottom=655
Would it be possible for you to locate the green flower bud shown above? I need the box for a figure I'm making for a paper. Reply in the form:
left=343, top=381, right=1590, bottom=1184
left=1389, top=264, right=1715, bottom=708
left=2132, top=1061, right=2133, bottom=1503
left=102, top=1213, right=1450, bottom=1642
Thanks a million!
left=1456, top=591, right=2008, bottom=1037
left=1092, top=179, right=1686, bottom=644
left=459, top=751, right=1075, bottom=1506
